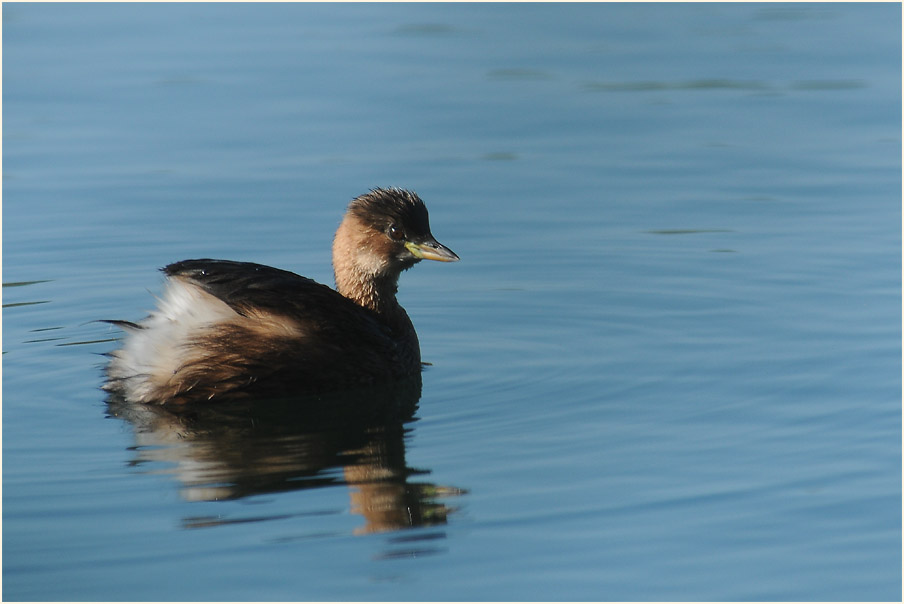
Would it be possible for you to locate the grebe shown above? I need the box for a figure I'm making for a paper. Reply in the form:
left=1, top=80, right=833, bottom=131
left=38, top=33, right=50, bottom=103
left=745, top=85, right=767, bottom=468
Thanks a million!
left=104, top=188, right=458, bottom=404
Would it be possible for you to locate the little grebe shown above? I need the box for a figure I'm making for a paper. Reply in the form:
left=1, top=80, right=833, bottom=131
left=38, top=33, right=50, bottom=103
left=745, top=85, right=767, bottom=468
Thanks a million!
left=104, top=188, right=458, bottom=404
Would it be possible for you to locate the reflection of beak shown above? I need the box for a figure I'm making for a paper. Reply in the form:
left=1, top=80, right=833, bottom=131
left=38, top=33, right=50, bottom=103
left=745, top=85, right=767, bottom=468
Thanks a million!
left=405, top=237, right=460, bottom=262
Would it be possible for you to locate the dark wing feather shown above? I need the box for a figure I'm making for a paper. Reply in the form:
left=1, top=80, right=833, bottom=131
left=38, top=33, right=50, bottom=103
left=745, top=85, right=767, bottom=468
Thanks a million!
left=163, top=259, right=326, bottom=316
left=164, top=258, right=392, bottom=334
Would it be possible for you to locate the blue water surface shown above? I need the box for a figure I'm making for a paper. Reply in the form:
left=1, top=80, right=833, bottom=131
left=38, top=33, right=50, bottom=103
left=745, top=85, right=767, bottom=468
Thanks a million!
left=3, top=3, right=901, bottom=601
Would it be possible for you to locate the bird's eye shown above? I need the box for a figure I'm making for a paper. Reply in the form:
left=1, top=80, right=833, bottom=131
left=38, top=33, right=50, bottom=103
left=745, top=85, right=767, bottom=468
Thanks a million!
left=388, top=225, right=405, bottom=241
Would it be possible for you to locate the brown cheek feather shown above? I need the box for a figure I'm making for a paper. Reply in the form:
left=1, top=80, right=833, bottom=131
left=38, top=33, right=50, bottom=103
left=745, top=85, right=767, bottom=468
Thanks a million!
left=354, top=223, right=397, bottom=274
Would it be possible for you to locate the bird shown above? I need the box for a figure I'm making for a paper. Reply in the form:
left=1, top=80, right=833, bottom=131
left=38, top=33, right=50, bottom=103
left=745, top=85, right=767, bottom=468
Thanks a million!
left=103, top=188, right=458, bottom=404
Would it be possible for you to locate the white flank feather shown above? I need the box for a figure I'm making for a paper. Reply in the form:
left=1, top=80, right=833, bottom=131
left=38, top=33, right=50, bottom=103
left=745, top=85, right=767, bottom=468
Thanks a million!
left=106, top=278, right=238, bottom=402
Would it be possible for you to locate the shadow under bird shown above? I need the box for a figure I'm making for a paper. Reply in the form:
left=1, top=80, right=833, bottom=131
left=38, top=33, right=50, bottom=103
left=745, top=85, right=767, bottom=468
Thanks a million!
left=104, top=188, right=459, bottom=404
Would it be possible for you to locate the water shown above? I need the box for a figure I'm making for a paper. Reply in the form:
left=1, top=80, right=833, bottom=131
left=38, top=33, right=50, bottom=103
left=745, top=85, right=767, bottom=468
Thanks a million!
left=3, top=3, right=901, bottom=600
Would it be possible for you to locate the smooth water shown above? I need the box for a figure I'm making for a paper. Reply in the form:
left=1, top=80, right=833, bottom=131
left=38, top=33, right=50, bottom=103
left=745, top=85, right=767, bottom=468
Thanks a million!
left=3, top=3, right=901, bottom=601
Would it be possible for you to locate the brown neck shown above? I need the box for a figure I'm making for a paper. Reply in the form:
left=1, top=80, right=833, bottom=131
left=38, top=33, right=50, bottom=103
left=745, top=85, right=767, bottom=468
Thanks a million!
left=331, top=213, right=422, bottom=371
left=332, top=220, right=414, bottom=332
left=335, top=265, right=401, bottom=317
left=334, top=261, right=419, bottom=366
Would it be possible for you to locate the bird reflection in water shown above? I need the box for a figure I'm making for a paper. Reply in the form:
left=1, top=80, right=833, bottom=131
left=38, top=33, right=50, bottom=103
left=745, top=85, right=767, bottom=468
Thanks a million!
left=106, top=374, right=465, bottom=535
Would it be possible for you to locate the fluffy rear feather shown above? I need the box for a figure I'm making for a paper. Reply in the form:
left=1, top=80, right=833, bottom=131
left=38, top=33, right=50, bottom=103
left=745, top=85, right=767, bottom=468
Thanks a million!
left=104, top=277, right=243, bottom=403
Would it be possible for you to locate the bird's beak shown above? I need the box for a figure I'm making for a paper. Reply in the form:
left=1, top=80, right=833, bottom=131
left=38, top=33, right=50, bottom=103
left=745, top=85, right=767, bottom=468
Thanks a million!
left=405, top=237, right=460, bottom=262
